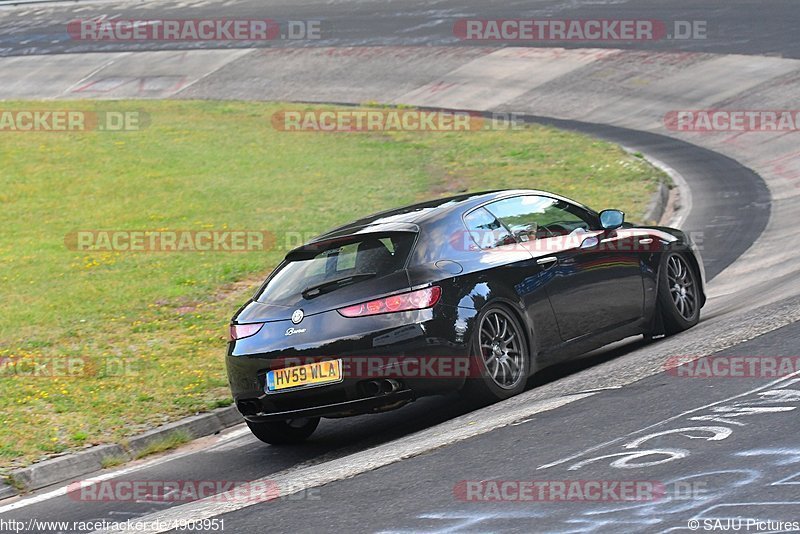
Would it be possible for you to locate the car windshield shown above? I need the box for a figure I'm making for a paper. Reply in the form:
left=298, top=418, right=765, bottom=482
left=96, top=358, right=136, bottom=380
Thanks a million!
left=256, top=233, right=415, bottom=303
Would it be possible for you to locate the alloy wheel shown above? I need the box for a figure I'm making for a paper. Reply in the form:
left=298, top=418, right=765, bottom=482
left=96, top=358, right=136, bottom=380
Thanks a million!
left=667, top=254, right=697, bottom=320
left=478, top=309, right=525, bottom=389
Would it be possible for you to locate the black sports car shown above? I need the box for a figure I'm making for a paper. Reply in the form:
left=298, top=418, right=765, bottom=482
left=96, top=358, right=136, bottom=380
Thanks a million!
left=227, top=190, right=705, bottom=444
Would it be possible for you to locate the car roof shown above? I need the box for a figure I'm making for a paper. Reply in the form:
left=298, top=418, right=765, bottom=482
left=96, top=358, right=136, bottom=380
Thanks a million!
left=310, top=189, right=596, bottom=244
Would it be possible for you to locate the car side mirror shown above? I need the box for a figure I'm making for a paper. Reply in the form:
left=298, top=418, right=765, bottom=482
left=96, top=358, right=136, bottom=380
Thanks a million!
left=599, top=209, right=625, bottom=230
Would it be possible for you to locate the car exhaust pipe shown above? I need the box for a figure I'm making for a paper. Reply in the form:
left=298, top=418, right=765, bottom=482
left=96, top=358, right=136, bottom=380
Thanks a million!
left=362, top=379, right=402, bottom=396
left=362, top=380, right=383, bottom=396
left=382, top=379, right=402, bottom=393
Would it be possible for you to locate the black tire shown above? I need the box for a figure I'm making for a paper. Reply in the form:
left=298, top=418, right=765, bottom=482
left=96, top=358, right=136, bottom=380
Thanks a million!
left=246, top=417, right=320, bottom=445
left=656, top=252, right=701, bottom=335
left=460, top=304, right=530, bottom=403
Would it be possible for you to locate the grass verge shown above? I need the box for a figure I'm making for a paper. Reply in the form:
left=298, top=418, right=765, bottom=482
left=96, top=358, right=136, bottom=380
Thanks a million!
left=0, top=100, right=664, bottom=469
left=131, top=430, right=193, bottom=460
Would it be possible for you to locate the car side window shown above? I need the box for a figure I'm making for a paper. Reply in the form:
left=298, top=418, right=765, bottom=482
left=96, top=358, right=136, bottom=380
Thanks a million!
left=463, top=207, right=515, bottom=250
left=485, top=195, right=593, bottom=240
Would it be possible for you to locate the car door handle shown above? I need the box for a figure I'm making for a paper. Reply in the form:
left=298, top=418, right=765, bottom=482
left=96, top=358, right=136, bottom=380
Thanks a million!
left=639, top=238, right=654, bottom=245
left=537, top=256, right=558, bottom=269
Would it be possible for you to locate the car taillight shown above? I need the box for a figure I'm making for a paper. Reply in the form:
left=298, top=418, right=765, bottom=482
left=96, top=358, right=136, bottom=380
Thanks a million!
left=338, top=286, right=441, bottom=318
left=229, top=323, right=264, bottom=340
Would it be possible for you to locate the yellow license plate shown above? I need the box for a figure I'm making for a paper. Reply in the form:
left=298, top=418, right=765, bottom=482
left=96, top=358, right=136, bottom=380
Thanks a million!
left=266, top=360, right=343, bottom=392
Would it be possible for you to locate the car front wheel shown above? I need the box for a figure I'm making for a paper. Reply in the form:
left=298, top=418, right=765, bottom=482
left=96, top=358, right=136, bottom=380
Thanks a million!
left=656, top=252, right=701, bottom=335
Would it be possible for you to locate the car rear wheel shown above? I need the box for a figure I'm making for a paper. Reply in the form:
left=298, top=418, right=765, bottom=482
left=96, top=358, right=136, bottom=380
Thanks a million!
left=246, top=417, right=320, bottom=445
left=461, top=304, right=530, bottom=403
left=656, top=252, right=700, bottom=335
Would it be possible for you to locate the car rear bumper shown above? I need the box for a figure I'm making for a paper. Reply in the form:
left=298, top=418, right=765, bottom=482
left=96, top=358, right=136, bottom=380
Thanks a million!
left=229, top=352, right=469, bottom=421
left=226, top=304, right=476, bottom=421
left=238, top=388, right=415, bottom=422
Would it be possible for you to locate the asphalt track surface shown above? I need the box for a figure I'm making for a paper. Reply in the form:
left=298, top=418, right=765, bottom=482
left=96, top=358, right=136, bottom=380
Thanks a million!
left=0, top=1, right=797, bottom=533
left=188, top=320, right=800, bottom=534
left=0, top=0, right=799, bottom=58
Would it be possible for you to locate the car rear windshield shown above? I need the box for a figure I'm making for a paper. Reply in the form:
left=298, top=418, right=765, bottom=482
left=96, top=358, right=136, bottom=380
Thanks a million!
left=256, top=233, right=416, bottom=303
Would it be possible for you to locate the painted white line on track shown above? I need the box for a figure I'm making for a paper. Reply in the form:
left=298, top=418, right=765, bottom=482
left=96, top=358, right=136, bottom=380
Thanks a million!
left=537, top=370, right=800, bottom=471
left=201, top=426, right=255, bottom=453
left=63, top=54, right=126, bottom=96
left=0, top=453, right=192, bottom=514
left=0, top=424, right=248, bottom=514
left=173, top=49, right=255, bottom=96
left=621, top=145, right=693, bottom=230
left=90, top=392, right=598, bottom=533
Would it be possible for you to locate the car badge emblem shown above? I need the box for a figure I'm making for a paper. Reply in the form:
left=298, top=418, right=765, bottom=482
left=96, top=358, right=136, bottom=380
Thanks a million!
left=285, top=327, right=307, bottom=336
left=291, top=309, right=304, bottom=324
